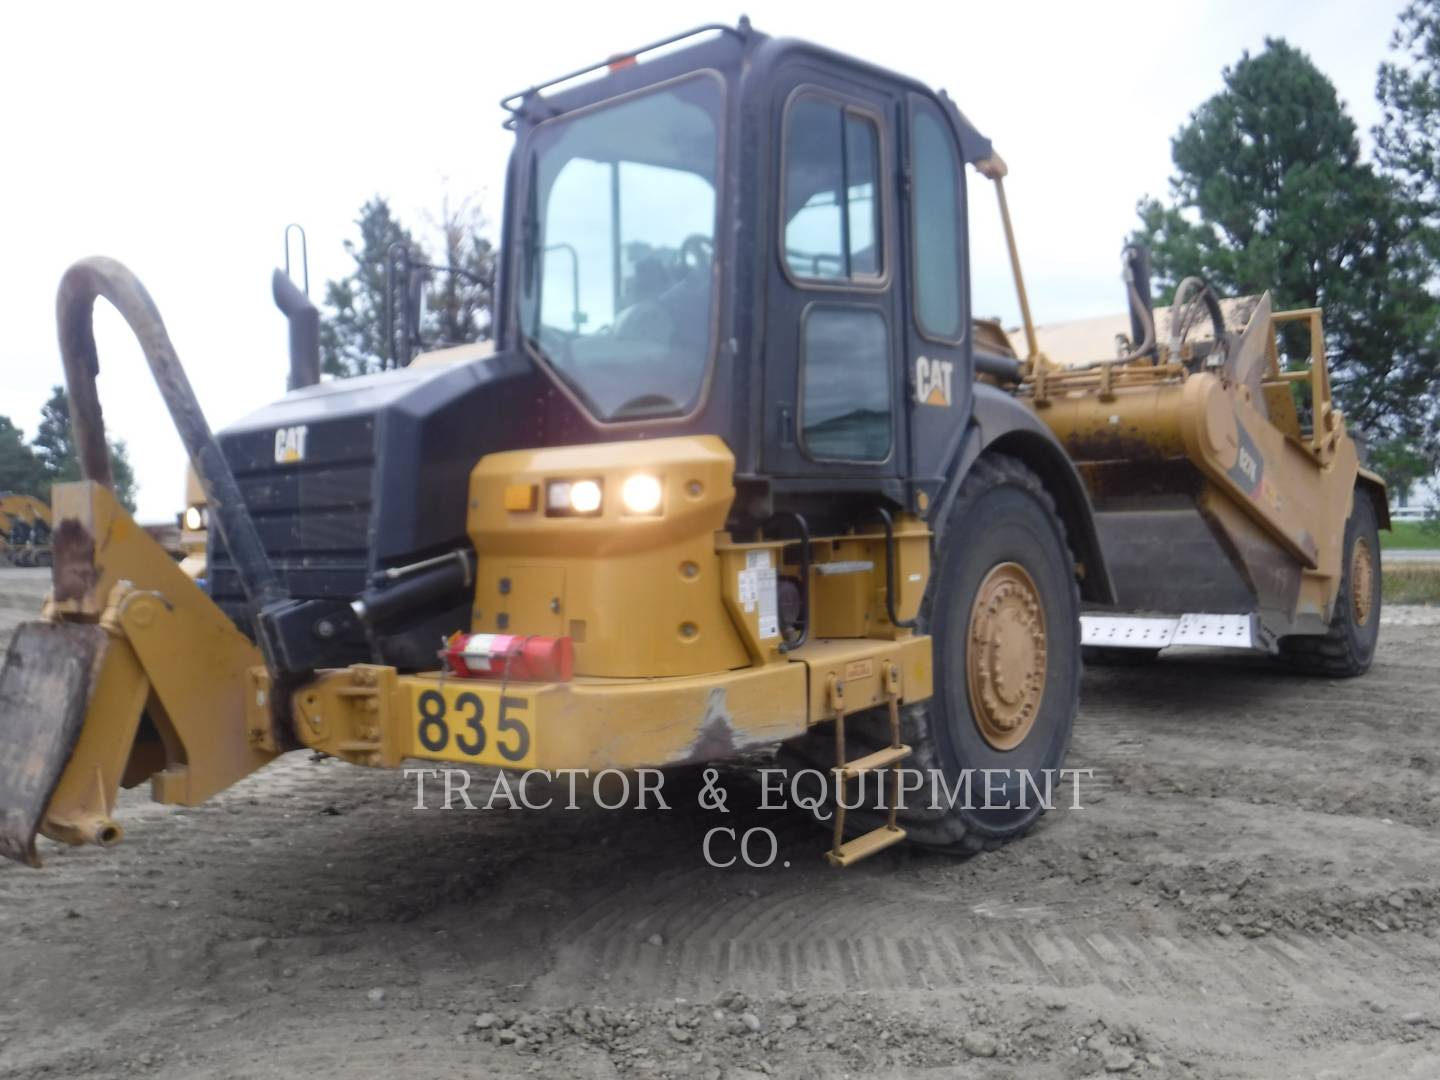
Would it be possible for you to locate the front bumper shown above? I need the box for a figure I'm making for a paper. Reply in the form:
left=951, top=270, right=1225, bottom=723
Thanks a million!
left=281, top=634, right=935, bottom=774
left=289, top=660, right=811, bottom=773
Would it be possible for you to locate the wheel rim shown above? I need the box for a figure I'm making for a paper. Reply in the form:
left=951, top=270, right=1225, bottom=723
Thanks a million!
left=1351, top=535, right=1375, bottom=627
left=967, top=562, right=1048, bottom=751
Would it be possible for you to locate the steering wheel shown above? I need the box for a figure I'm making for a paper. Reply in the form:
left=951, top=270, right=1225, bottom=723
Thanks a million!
left=679, top=234, right=714, bottom=272
left=613, top=299, right=672, bottom=342
left=1170, top=276, right=1234, bottom=369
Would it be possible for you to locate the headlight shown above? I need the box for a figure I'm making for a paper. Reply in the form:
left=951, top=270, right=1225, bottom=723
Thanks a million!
left=620, top=474, right=663, bottom=515
left=546, top=478, right=603, bottom=516
left=569, top=479, right=602, bottom=514
left=183, top=505, right=207, bottom=531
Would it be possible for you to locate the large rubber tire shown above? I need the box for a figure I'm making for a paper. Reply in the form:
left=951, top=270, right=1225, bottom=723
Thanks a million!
left=780, top=453, right=1083, bottom=854
left=1279, top=492, right=1381, bottom=677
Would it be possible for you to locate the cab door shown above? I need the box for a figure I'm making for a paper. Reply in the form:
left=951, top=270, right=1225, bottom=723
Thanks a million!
left=762, top=66, right=905, bottom=481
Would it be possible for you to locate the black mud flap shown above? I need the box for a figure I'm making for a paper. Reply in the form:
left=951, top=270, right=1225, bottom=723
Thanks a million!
left=0, top=622, right=109, bottom=867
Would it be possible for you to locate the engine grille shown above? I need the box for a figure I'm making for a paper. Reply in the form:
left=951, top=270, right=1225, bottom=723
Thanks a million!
left=208, top=419, right=375, bottom=617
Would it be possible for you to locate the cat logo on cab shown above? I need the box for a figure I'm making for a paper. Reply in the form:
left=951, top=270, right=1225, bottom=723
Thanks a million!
left=915, top=355, right=954, bottom=407
left=274, top=425, right=308, bottom=464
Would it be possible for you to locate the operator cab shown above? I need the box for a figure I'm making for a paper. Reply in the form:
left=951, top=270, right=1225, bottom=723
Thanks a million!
left=499, top=19, right=1000, bottom=527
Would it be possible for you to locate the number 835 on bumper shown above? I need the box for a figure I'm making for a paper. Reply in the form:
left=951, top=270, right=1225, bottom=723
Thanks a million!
left=408, top=683, right=535, bottom=768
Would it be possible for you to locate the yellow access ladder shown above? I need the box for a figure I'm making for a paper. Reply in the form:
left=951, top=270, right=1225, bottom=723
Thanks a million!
left=826, top=663, right=911, bottom=866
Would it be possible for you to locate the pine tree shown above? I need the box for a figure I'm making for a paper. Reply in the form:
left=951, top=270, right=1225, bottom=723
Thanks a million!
left=319, top=198, right=424, bottom=377
left=319, top=196, right=496, bottom=378
left=1377, top=0, right=1440, bottom=235
left=1133, top=39, right=1440, bottom=449
left=424, top=196, right=497, bottom=351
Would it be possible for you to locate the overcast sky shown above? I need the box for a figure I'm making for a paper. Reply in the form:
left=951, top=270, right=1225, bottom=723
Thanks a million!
left=0, top=0, right=1409, bottom=519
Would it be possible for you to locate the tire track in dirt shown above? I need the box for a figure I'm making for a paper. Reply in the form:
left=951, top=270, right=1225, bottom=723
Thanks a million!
left=531, top=875, right=1440, bottom=1005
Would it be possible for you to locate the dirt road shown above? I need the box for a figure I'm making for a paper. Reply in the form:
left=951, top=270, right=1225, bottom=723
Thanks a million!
left=2, top=570, right=1438, bottom=1079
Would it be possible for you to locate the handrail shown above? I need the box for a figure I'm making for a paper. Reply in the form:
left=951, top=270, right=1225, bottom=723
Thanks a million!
left=283, top=223, right=309, bottom=296
left=383, top=243, right=493, bottom=368
left=872, top=508, right=919, bottom=630
left=1269, top=307, right=1336, bottom=460
left=499, top=21, right=745, bottom=123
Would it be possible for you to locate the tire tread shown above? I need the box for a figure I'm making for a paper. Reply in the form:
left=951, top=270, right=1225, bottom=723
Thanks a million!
left=1279, top=493, right=1379, bottom=678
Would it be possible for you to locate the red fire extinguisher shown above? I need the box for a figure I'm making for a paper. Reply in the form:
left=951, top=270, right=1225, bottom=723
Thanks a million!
left=440, top=631, right=574, bottom=682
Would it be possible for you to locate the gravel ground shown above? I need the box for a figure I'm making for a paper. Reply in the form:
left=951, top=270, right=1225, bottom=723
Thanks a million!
left=1, top=569, right=1438, bottom=1079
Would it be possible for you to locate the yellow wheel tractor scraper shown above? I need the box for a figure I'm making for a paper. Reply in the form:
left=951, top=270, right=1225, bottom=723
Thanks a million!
left=0, top=21, right=1384, bottom=871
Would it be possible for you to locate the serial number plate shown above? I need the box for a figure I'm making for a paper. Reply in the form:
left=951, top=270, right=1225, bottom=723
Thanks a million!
left=410, top=684, right=536, bottom=768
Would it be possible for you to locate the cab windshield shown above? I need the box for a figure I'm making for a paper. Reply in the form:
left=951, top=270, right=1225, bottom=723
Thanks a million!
left=519, top=74, right=723, bottom=422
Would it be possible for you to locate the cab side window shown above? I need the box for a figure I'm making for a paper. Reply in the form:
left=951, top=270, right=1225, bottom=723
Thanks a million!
left=783, top=94, right=883, bottom=282
left=802, top=307, right=891, bottom=461
left=909, top=97, right=965, bottom=341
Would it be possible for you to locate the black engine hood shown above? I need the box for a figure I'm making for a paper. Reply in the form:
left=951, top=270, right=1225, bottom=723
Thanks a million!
left=217, top=348, right=550, bottom=569
left=209, top=348, right=557, bottom=668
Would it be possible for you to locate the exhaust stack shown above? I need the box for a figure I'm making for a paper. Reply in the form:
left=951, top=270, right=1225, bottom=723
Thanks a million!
left=274, top=223, right=319, bottom=389
left=271, top=269, right=320, bottom=390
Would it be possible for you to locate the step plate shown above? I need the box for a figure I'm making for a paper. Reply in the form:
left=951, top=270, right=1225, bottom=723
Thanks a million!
left=1081, top=613, right=1259, bottom=651
left=835, top=744, right=911, bottom=781
left=827, top=825, right=906, bottom=867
